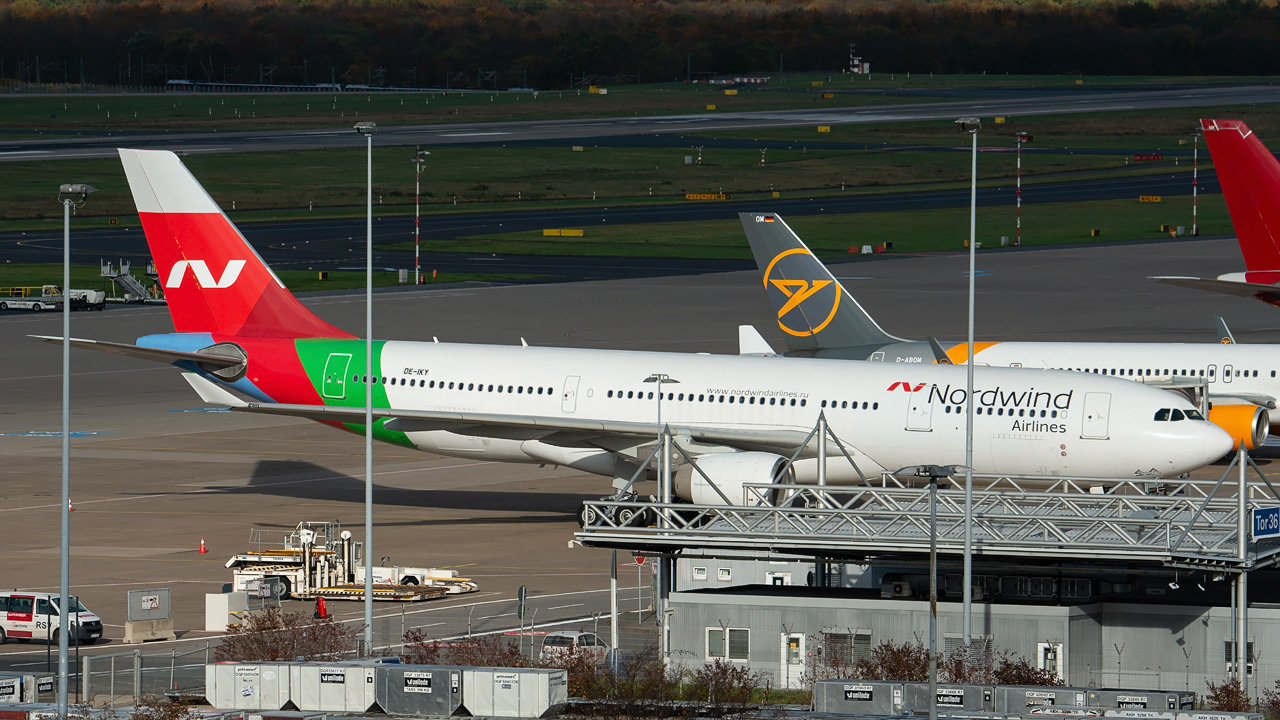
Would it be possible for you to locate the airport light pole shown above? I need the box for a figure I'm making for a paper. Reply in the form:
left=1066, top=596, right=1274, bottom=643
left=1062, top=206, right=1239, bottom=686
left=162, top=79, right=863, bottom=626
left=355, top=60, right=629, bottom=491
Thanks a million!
left=956, top=117, right=980, bottom=654
left=411, top=148, right=430, bottom=284
left=1192, top=126, right=1202, bottom=237
left=1014, top=131, right=1031, bottom=247
left=903, top=465, right=950, bottom=720
left=56, top=182, right=95, bottom=717
left=354, top=121, right=376, bottom=653
left=643, top=372, right=679, bottom=664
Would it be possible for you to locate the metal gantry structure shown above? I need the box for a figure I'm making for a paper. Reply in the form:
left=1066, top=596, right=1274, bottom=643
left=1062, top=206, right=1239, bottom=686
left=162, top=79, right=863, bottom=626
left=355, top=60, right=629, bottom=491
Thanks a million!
left=574, top=416, right=1280, bottom=691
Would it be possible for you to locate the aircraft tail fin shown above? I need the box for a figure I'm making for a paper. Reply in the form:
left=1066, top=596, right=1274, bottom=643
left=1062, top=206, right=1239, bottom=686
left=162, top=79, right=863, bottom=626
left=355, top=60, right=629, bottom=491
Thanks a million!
left=1201, top=119, right=1280, bottom=273
left=117, top=149, right=354, bottom=339
left=740, top=212, right=904, bottom=352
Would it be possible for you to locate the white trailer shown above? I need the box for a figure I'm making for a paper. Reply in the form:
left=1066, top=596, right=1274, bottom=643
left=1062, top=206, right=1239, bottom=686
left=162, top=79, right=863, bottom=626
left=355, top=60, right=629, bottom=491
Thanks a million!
left=0, top=286, right=64, bottom=312
left=0, top=286, right=105, bottom=311
left=225, top=521, right=477, bottom=601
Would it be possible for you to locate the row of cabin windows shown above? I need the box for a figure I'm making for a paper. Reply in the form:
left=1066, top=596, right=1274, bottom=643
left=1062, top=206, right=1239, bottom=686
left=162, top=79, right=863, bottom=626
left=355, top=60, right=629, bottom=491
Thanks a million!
left=1065, top=368, right=1270, bottom=379
left=947, top=406, right=1060, bottom=418
left=353, top=375, right=554, bottom=396
left=606, top=389, right=808, bottom=407
left=820, top=400, right=879, bottom=410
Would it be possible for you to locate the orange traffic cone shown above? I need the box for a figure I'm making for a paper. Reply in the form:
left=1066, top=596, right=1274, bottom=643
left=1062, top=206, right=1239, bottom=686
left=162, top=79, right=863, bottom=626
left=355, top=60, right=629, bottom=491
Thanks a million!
left=67, top=498, right=74, bottom=512
left=198, top=537, right=207, bottom=554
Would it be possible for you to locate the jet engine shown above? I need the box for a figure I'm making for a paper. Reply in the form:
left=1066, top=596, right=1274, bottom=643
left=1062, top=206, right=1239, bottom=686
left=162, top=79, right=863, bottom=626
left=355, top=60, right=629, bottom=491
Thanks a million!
left=673, top=452, right=795, bottom=506
left=1208, top=404, right=1271, bottom=450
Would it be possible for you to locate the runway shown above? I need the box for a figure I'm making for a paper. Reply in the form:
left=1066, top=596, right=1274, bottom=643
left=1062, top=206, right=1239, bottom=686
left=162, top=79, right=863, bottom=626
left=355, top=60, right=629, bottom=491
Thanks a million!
left=3, top=83, right=1278, bottom=160
left=0, top=233, right=1276, bottom=672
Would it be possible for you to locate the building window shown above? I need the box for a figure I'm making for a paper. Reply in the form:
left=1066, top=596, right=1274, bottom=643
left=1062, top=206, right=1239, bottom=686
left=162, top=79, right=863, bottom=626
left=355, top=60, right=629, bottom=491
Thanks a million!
left=707, top=627, right=750, bottom=661
left=693, top=567, right=707, bottom=581
left=944, top=633, right=994, bottom=665
left=717, top=568, right=732, bottom=581
left=822, top=630, right=873, bottom=666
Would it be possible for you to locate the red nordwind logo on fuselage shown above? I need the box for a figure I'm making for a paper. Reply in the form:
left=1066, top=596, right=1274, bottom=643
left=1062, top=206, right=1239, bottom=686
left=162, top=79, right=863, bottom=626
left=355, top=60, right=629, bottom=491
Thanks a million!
left=886, top=382, right=927, bottom=392
left=165, top=259, right=247, bottom=289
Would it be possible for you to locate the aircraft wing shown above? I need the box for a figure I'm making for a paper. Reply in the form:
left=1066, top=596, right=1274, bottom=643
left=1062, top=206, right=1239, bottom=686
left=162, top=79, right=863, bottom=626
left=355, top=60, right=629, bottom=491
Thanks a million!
left=182, top=373, right=819, bottom=455
left=1151, top=276, right=1280, bottom=299
left=1209, top=393, right=1279, bottom=410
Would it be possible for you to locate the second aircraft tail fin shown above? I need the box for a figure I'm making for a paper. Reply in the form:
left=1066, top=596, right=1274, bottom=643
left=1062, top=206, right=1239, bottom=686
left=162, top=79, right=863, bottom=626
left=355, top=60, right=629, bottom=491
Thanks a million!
left=740, top=212, right=905, bottom=353
left=1201, top=119, right=1280, bottom=273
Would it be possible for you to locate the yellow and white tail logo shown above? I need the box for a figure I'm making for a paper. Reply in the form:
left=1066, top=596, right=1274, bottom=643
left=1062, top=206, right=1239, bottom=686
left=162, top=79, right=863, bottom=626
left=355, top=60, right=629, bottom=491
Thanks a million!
left=762, top=249, right=841, bottom=337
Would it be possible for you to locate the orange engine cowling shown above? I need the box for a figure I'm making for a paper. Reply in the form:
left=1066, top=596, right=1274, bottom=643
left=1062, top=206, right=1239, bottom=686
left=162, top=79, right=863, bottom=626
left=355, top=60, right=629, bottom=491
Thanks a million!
left=1208, top=404, right=1271, bottom=450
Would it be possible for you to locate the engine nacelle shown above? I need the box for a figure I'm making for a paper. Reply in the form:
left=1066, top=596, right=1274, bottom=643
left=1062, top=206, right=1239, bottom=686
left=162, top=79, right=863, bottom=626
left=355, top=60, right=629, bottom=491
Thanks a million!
left=673, top=452, right=794, bottom=506
left=1209, top=403, right=1271, bottom=450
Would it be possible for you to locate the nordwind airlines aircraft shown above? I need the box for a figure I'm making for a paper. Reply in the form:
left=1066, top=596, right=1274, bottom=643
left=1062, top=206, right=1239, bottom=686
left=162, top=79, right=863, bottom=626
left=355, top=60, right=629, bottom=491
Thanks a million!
left=741, top=212, right=1275, bottom=452
left=41, top=150, right=1231, bottom=505
left=1154, top=119, right=1280, bottom=308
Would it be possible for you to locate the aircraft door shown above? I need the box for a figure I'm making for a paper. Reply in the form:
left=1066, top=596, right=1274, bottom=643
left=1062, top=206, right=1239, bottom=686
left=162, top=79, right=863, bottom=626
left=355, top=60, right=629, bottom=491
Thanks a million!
left=562, top=376, right=581, bottom=413
left=1224, top=364, right=1234, bottom=384
left=322, top=353, right=353, bottom=399
left=1081, top=392, right=1111, bottom=439
left=906, top=394, right=933, bottom=431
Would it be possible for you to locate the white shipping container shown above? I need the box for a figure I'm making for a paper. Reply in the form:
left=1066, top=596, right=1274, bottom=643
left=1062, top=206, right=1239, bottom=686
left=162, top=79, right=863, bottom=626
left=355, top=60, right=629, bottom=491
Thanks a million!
left=205, top=663, right=293, bottom=710
left=461, top=667, right=567, bottom=719
left=289, top=664, right=376, bottom=713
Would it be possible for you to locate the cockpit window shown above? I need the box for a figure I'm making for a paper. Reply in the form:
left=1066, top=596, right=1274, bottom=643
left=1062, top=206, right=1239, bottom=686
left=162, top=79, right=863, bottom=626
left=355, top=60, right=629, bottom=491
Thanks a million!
left=1170, top=409, right=1185, bottom=421
left=1154, top=409, right=1171, bottom=421
left=1185, top=409, right=1205, bottom=421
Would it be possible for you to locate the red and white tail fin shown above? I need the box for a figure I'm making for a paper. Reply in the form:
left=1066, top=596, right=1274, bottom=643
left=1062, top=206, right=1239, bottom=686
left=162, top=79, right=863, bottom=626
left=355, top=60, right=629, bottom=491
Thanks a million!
left=1201, top=119, right=1280, bottom=272
left=118, top=149, right=353, bottom=339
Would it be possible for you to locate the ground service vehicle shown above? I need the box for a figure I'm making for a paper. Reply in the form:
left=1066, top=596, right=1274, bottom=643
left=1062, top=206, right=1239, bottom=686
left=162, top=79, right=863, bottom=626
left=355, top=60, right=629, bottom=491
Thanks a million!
left=539, top=631, right=610, bottom=664
left=0, top=592, right=102, bottom=645
left=225, top=521, right=477, bottom=601
left=0, top=286, right=105, bottom=311
left=0, top=286, right=64, bottom=312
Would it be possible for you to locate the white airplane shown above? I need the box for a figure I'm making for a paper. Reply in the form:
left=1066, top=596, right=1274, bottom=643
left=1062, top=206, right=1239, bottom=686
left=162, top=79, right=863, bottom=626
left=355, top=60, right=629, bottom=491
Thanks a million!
left=740, top=211, right=1275, bottom=451
left=42, top=150, right=1232, bottom=509
left=1154, top=119, right=1280, bottom=307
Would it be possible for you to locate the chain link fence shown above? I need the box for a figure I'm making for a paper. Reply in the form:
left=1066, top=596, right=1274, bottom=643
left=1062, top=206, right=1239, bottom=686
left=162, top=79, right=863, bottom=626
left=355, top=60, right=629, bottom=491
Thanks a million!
left=82, top=643, right=212, bottom=708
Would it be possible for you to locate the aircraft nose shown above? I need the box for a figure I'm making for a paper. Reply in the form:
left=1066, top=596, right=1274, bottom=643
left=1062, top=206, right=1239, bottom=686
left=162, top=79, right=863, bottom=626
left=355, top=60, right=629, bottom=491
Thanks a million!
left=1192, top=421, right=1235, bottom=470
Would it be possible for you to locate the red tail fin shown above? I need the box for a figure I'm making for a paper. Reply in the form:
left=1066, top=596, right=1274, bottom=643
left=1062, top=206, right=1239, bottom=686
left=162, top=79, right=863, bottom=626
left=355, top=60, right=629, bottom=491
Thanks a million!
left=118, top=149, right=354, bottom=339
left=1201, top=119, right=1280, bottom=272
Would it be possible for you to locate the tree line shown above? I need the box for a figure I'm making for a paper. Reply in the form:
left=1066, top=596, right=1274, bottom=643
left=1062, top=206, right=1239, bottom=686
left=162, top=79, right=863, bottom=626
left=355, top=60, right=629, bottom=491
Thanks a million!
left=2, top=0, right=1279, bottom=89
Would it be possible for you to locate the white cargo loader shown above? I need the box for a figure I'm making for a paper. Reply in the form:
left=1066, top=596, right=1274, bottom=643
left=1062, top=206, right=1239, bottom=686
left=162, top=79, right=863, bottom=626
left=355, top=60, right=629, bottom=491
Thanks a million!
left=225, top=521, right=477, bottom=602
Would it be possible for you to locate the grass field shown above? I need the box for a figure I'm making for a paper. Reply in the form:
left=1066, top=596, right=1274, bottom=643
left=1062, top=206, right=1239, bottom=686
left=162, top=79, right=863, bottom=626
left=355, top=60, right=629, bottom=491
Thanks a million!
left=383, top=195, right=1227, bottom=259
left=0, top=141, right=1200, bottom=225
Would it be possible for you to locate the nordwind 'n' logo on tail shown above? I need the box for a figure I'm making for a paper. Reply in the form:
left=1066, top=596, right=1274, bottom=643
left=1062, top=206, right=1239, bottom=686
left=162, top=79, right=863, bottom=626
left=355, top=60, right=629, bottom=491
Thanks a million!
left=166, top=259, right=247, bottom=289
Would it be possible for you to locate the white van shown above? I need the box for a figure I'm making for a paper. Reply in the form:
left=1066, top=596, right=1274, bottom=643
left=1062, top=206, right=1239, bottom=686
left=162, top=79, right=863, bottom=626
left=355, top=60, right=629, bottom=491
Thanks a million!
left=538, top=631, right=609, bottom=664
left=0, top=592, right=102, bottom=645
